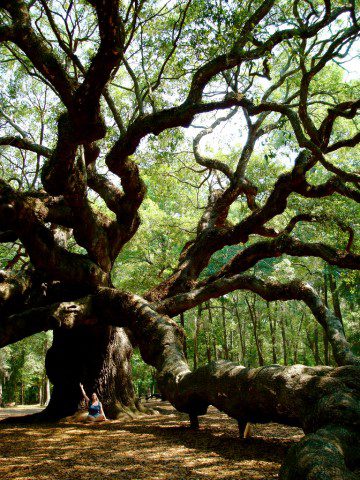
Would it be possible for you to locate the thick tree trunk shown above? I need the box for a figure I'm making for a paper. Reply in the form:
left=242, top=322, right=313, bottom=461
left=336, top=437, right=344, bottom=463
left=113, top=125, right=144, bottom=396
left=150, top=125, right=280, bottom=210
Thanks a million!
left=97, top=292, right=359, bottom=480
left=1, top=289, right=359, bottom=478
left=44, top=324, right=137, bottom=419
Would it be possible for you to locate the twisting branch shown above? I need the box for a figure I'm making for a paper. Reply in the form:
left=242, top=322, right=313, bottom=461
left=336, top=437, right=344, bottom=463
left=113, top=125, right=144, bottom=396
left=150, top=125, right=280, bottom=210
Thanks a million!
left=156, top=274, right=358, bottom=367
left=203, top=235, right=360, bottom=282
left=75, top=0, right=124, bottom=112
left=0, top=0, right=75, bottom=107
left=283, top=214, right=355, bottom=252
left=0, top=179, right=108, bottom=287
left=0, top=286, right=358, bottom=478
left=317, top=154, right=360, bottom=183
left=1, top=284, right=358, bottom=367
left=294, top=175, right=360, bottom=202
left=147, top=150, right=317, bottom=299
left=141, top=0, right=192, bottom=101
left=320, top=99, right=360, bottom=149
left=86, top=164, right=141, bottom=258
left=326, top=132, right=360, bottom=152
left=0, top=2, right=359, bottom=478
left=193, top=109, right=237, bottom=180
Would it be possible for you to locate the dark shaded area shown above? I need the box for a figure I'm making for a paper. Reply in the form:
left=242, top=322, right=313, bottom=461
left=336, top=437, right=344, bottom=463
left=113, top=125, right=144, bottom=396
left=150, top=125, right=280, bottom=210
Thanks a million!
left=0, top=402, right=304, bottom=480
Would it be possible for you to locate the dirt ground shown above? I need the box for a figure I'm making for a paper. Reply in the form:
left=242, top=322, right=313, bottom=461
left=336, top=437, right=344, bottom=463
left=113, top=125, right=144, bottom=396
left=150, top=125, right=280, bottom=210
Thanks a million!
left=0, top=401, right=304, bottom=480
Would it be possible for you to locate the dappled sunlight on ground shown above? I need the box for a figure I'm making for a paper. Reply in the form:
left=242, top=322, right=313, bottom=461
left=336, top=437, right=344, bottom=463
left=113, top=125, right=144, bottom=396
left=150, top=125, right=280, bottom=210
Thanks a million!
left=0, top=402, right=304, bottom=480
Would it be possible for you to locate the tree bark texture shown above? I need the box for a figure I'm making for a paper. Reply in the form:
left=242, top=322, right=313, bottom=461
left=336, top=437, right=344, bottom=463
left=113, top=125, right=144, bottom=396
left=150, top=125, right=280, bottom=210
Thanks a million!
left=95, top=289, right=360, bottom=480
left=1, top=286, right=359, bottom=477
left=45, top=325, right=137, bottom=419
left=0, top=2, right=359, bottom=478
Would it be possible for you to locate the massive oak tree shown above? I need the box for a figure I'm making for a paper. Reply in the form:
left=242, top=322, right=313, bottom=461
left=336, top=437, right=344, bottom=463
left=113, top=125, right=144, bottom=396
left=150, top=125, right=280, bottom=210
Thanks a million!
left=0, top=1, right=359, bottom=478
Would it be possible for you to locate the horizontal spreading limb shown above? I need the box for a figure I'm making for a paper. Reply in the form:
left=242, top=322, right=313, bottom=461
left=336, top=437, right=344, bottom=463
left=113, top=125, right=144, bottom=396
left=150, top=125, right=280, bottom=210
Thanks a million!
left=156, top=273, right=359, bottom=367
left=0, top=287, right=358, bottom=479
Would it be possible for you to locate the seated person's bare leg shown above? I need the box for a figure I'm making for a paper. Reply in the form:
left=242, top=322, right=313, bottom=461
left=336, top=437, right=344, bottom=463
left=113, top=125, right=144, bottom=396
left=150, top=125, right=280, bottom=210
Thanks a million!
left=85, top=415, right=96, bottom=422
left=94, top=414, right=106, bottom=422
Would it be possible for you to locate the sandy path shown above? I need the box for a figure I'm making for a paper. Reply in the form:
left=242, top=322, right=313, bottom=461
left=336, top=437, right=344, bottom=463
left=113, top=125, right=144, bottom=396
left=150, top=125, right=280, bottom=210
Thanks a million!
left=0, top=405, right=44, bottom=420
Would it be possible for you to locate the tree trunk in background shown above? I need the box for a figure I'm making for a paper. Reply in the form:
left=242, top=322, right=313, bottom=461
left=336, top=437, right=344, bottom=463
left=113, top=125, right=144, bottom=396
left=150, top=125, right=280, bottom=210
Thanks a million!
left=234, top=300, right=246, bottom=363
left=279, top=311, right=288, bottom=366
left=202, top=307, right=212, bottom=363
left=204, top=333, right=212, bottom=362
left=193, top=305, right=202, bottom=369
left=314, top=325, right=321, bottom=365
left=293, top=313, right=304, bottom=364
left=229, top=330, right=234, bottom=361
left=40, top=378, right=44, bottom=406
left=44, top=377, right=50, bottom=406
left=220, top=297, right=230, bottom=360
left=307, top=325, right=322, bottom=365
left=40, top=376, right=51, bottom=406
left=323, top=273, right=330, bottom=365
left=246, top=296, right=264, bottom=366
left=267, top=302, right=277, bottom=364
left=12, top=385, right=16, bottom=405
left=44, top=325, right=137, bottom=419
left=329, top=272, right=344, bottom=329
left=206, top=302, right=218, bottom=361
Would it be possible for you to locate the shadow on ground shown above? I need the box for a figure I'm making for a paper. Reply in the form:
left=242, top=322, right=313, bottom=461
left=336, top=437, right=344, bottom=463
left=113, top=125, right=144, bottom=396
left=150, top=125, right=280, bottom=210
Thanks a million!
left=0, top=401, right=304, bottom=480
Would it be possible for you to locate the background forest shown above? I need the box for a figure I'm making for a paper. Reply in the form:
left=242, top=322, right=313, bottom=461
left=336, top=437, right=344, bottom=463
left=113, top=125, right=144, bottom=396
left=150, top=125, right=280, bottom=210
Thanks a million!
left=1, top=2, right=359, bottom=478
left=0, top=0, right=359, bottom=407
left=1, top=117, right=359, bottom=403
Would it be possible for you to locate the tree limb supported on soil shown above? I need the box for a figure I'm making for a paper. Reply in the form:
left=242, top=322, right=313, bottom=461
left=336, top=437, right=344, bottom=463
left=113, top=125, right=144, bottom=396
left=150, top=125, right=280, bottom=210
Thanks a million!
left=1, top=287, right=359, bottom=479
left=1, top=0, right=360, bottom=478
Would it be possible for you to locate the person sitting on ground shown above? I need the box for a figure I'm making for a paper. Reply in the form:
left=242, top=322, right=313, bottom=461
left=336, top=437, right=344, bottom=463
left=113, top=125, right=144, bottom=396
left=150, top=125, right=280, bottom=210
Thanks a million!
left=80, top=383, right=107, bottom=422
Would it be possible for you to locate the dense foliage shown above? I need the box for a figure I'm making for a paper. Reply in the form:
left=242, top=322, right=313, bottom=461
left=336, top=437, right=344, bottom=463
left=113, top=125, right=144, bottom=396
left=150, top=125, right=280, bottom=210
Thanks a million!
left=0, top=2, right=359, bottom=477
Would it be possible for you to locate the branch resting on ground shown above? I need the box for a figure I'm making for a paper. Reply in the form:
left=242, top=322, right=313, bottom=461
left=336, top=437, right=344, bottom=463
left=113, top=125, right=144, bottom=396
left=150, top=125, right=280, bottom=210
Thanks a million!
left=0, top=287, right=358, bottom=479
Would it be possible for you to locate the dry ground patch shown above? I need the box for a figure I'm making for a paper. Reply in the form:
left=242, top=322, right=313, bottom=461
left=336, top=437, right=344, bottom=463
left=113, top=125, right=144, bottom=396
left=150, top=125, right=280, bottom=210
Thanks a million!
left=0, top=401, right=304, bottom=480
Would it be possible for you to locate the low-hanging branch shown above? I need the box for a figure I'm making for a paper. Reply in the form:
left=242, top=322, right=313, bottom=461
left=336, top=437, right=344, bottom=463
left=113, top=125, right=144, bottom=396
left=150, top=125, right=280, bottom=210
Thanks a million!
left=206, top=236, right=360, bottom=281
left=0, top=288, right=358, bottom=479
left=1, top=1, right=359, bottom=478
left=147, top=147, right=358, bottom=301
left=156, top=273, right=358, bottom=367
